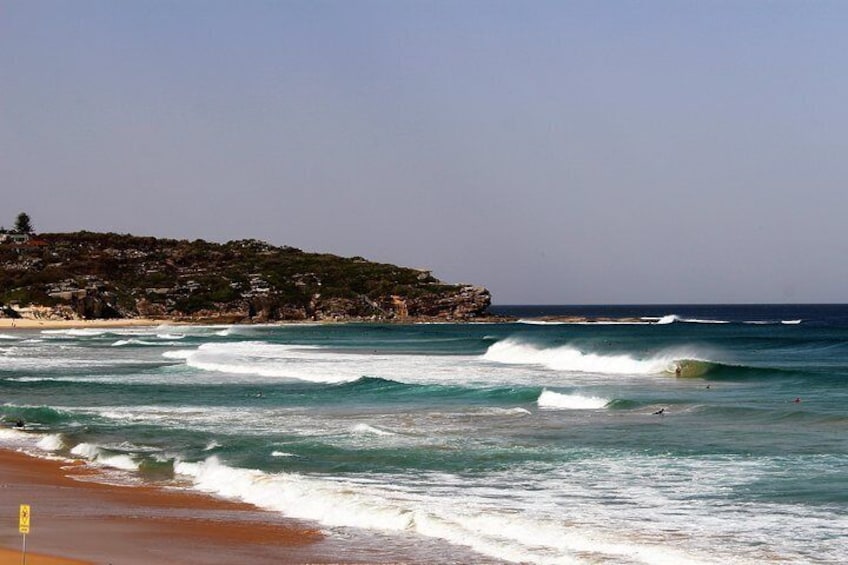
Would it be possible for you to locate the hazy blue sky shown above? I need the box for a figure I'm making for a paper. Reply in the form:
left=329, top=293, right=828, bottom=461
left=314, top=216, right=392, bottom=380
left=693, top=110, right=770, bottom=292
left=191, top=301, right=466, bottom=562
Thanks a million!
left=3, top=1, right=847, bottom=304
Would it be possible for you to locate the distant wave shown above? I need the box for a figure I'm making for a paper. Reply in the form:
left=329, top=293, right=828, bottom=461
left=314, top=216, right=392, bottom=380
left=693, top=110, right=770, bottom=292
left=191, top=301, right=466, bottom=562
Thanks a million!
left=652, top=315, right=730, bottom=325
left=0, top=333, right=19, bottom=340
left=517, top=319, right=568, bottom=326
left=352, top=423, right=396, bottom=436
left=658, top=315, right=801, bottom=325
left=518, top=314, right=734, bottom=326
left=42, top=328, right=109, bottom=337
left=111, top=338, right=176, bottom=347
left=518, top=319, right=652, bottom=326
left=481, top=338, right=748, bottom=379
left=156, top=332, right=186, bottom=339
left=537, top=390, right=608, bottom=410
left=162, top=341, right=358, bottom=384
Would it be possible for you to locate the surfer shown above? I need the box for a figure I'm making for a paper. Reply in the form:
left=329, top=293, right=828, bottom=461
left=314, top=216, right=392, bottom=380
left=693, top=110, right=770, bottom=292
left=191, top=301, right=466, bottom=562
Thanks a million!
left=675, top=365, right=682, bottom=377
left=14, top=419, right=24, bottom=428
left=653, top=408, right=665, bottom=416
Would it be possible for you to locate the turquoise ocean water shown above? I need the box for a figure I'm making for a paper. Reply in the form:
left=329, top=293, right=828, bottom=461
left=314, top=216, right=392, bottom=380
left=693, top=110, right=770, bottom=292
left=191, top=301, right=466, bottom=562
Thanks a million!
left=1, top=304, right=847, bottom=564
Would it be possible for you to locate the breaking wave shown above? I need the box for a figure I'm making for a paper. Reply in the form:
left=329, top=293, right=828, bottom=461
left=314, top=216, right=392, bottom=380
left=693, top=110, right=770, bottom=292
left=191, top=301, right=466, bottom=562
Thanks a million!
left=537, top=390, right=609, bottom=410
left=483, top=339, right=688, bottom=375
left=70, top=442, right=140, bottom=471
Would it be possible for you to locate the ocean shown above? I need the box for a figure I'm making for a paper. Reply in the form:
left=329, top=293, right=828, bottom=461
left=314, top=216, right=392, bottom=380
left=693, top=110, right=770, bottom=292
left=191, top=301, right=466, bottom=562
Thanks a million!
left=1, top=304, right=847, bottom=564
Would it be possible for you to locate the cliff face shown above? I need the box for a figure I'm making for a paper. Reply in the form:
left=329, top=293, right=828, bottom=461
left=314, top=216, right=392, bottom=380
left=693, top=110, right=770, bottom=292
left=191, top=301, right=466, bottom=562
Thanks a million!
left=0, top=232, right=491, bottom=322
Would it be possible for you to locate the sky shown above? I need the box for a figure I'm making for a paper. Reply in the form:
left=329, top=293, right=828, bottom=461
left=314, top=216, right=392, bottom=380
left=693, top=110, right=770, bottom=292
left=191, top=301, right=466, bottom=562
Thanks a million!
left=2, top=1, right=847, bottom=304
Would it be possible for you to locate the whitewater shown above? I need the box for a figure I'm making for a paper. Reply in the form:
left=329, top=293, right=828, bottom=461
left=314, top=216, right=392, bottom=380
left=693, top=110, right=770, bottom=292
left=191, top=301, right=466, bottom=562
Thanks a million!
left=1, top=304, right=847, bottom=564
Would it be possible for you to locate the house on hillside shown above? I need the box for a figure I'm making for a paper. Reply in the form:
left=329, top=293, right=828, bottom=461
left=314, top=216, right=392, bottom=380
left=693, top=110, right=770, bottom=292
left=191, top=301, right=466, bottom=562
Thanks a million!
left=0, top=233, right=31, bottom=244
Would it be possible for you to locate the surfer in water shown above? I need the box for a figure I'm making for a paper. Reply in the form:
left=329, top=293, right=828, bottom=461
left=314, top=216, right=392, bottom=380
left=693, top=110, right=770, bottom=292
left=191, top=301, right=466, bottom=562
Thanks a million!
left=653, top=408, right=665, bottom=416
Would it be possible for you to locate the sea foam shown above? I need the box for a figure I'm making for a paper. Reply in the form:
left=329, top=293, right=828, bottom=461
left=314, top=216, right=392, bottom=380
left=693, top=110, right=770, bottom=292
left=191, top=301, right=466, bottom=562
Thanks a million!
left=173, top=457, right=713, bottom=564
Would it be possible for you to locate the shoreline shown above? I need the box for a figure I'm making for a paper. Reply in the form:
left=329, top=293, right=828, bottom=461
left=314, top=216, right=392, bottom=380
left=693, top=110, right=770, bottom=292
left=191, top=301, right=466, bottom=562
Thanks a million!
left=0, top=315, right=516, bottom=330
left=0, top=446, right=488, bottom=565
left=0, top=448, right=330, bottom=564
left=0, top=314, right=669, bottom=331
left=0, top=318, right=165, bottom=330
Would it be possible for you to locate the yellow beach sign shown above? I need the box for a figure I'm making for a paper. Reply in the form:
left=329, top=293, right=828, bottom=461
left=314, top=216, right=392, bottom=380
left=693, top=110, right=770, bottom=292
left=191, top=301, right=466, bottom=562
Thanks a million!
left=19, top=504, right=30, bottom=534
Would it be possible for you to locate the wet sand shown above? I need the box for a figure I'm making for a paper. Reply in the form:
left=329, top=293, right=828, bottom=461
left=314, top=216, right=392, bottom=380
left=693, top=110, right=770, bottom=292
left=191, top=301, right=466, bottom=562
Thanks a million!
left=0, top=449, right=330, bottom=564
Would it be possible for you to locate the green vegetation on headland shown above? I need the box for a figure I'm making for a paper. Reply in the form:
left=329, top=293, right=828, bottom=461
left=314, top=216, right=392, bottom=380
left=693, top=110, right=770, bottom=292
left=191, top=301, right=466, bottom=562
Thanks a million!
left=0, top=230, right=491, bottom=322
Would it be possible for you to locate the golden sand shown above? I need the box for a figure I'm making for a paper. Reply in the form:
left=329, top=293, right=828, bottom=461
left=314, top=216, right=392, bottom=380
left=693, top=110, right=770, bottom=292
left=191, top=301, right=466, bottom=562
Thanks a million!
left=0, top=450, right=324, bottom=564
left=0, top=318, right=164, bottom=330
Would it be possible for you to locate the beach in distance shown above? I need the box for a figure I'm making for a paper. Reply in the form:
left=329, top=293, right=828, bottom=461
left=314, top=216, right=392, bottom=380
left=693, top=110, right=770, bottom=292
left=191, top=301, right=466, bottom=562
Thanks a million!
left=1, top=304, right=847, bottom=564
left=0, top=318, right=164, bottom=330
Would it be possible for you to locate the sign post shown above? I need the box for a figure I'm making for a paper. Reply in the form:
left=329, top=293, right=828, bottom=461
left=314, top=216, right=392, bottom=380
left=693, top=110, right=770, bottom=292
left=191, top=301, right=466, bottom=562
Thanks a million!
left=18, top=504, right=30, bottom=565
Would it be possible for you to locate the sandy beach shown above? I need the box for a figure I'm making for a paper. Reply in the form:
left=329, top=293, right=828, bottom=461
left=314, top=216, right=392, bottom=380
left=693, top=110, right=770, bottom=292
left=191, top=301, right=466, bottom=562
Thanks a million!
left=0, top=449, right=330, bottom=564
left=0, top=318, right=166, bottom=330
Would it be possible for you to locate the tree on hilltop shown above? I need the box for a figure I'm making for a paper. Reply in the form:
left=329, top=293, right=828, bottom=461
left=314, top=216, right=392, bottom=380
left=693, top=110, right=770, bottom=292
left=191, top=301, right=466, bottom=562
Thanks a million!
left=14, top=212, right=33, bottom=234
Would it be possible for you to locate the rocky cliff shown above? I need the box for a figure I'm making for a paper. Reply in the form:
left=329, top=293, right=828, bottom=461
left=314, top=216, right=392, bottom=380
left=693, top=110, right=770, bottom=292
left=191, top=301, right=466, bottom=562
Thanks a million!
left=0, top=232, right=491, bottom=322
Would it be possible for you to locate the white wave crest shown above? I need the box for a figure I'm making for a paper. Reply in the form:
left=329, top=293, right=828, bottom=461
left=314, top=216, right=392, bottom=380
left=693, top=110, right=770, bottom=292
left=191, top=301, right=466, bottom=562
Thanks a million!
left=111, top=338, right=161, bottom=347
left=69, top=442, right=139, bottom=471
left=516, top=319, right=567, bottom=326
left=0, top=333, right=19, bottom=340
left=651, top=315, right=729, bottom=325
left=162, top=349, right=193, bottom=359
left=42, top=328, right=108, bottom=337
left=781, top=319, right=802, bottom=325
left=156, top=332, right=185, bottom=339
left=352, top=423, right=396, bottom=436
left=96, top=453, right=139, bottom=471
left=163, top=341, right=360, bottom=384
left=7, top=377, right=59, bottom=383
left=518, top=319, right=652, bottom=326
left=483, top=339, right=678, bottom=375
left=271, top=451, right=297, bottom=458
left=70, top=442, right=101, bottom=459
left=537, top=390, right=608, bottom=410
left=36, top=433, right=65, bottom=451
